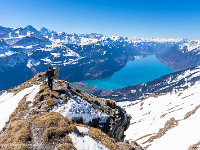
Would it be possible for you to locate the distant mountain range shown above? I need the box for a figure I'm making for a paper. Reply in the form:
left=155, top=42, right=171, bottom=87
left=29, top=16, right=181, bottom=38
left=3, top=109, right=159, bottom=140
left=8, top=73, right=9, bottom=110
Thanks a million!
left=0, top=25, right=198, bottom=91
left=157, top=40, right=200, bottom=71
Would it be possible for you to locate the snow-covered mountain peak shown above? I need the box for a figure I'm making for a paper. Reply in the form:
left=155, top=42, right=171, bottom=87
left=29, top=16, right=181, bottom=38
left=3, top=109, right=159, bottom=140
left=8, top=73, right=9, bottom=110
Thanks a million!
left=0, top=25, right=185, bottom=47
left=40, top=27, right=48, bottom=32
left=110, top=36, right=120, bottom=41
left=24, top=25, right=39, bottom=33
left=179, top=40, right=200, bottom=53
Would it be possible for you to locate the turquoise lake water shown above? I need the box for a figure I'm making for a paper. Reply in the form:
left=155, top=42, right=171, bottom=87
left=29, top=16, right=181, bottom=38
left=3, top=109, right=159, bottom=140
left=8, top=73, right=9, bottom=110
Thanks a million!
left=82, top=55, right=173, bottom=89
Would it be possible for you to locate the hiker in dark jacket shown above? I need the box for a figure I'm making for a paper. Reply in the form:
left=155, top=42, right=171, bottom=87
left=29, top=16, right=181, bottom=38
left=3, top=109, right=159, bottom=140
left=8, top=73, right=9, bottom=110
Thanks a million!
left=45, top=66, right=54, bottom=90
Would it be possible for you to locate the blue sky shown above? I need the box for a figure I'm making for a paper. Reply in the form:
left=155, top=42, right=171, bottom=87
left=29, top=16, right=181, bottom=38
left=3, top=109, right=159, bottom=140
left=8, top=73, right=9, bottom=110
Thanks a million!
left=0, top=0, right=200, bottom=39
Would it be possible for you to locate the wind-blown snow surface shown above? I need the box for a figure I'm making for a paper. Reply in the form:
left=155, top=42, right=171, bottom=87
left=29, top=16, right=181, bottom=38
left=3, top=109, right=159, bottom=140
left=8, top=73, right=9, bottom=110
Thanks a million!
left=0, top=84, right=40, bottom=131
left=118, top=82, right=200, bottom=150
left=69, top=132, right=109, bottom=150
left=52, top=95, right=108, bottom=124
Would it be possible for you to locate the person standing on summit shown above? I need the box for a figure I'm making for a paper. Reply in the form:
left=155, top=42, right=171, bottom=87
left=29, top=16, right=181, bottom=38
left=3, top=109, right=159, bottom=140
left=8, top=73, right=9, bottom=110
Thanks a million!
left=45, top=66, right=54, bottom=90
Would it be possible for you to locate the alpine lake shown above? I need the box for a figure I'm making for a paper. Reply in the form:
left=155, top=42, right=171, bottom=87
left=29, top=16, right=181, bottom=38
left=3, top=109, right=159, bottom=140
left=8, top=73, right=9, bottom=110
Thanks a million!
left=82, top=55, right=173, bottom=89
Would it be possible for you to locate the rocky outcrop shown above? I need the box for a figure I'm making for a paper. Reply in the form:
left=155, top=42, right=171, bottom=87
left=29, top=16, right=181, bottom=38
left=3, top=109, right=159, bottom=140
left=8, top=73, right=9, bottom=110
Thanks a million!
left=73, top=92, right=131, bottom=142
left=44, top=74, right=131, bottom=142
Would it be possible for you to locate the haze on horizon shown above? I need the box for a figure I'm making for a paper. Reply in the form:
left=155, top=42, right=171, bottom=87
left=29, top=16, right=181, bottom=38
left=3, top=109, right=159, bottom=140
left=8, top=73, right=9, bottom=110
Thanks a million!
left=0, top=0, right=200, bottom=40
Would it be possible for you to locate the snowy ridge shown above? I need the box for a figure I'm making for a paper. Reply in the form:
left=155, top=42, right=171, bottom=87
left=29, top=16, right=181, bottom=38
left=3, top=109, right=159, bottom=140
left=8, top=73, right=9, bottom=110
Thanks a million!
left=166, top=66, right=200, bottom=85
left=0, top=25, right=183, bottom=48
left=0, top=51, right=17, bottom=57
left=118, top=81, right=200, bottom=150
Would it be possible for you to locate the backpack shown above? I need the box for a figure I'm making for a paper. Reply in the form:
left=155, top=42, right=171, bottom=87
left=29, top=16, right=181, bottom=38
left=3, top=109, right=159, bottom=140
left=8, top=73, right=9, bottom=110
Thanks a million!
left=53, top=66, right=60, bottom=79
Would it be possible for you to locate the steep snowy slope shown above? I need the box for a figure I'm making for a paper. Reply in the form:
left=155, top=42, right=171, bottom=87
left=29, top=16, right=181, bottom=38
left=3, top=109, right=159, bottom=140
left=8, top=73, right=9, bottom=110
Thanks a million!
left=118, top=79, right=200, bottom=150
left=0, top=73, right=142, bottom=150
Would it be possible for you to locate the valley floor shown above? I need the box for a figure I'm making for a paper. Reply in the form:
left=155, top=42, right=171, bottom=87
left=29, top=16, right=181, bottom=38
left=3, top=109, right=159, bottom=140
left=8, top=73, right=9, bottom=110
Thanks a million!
left=118, top=81, right=200, bottom=150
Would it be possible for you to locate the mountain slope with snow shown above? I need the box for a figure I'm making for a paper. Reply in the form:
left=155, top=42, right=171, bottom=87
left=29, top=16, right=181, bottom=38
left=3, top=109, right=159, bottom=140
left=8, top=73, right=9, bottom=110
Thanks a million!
left=157, top=40, right=200, bottom=71
left=117, top=69, right=200, bottom=150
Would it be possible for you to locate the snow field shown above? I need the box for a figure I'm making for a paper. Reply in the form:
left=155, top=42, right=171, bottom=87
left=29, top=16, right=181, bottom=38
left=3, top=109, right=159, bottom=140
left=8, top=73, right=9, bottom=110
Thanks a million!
left=118, top=82, right=200, bottom=149
left=0, top=84, right=40, bottom=131
left=69, top=133, right=109, bottom=150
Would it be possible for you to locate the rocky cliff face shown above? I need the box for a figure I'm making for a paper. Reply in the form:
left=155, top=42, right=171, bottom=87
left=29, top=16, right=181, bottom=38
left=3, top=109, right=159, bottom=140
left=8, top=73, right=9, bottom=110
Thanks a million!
left=73, top=91, right=131, bottom=142
left=0, top=73, right=142, bottom=150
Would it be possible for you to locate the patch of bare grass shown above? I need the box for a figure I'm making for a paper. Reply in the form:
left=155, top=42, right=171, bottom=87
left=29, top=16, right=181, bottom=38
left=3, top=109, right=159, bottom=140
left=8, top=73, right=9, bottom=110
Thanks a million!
left=188, top=141, right=200, bottom=150
left=135, top=134, right=153, bottom=142
left=0, top=120, right=31, bottom=150
left=184, top=104, right=200, bottom=120
left=77, top=124, right=124, bottom=150
left=34, top=86, right=62, bottom=109
left=9, top=95, right=31, bottom=120
left=32, top=112, right=79, bottom=142
left=143, top=117, right=178, bottom=144
left=58, top=143, right=76, bottom=150
left=160, top=108, right=182, bottom=118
